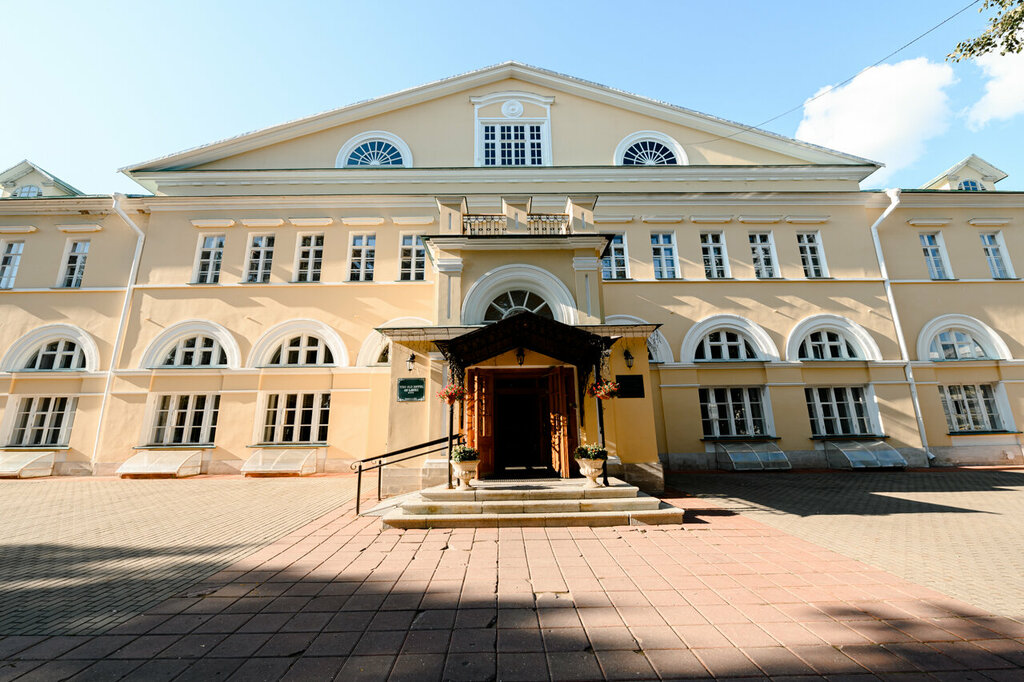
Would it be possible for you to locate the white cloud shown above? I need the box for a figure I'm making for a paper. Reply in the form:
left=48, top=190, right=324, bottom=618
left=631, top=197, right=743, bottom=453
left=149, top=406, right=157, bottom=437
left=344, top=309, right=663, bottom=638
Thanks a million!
left=967, top=50, right=1024, bottom=130
left=795, top=58, right=956, bottom=185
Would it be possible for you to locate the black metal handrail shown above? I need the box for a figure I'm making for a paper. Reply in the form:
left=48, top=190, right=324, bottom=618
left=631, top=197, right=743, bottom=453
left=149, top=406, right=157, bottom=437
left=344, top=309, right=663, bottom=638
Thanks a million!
left=350, top=435, right=464, bottom=514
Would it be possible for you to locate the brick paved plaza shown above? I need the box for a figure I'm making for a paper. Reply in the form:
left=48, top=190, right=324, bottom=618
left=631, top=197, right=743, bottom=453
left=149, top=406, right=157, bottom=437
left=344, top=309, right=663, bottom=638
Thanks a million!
left=1, top=471, right=1024, bottom=679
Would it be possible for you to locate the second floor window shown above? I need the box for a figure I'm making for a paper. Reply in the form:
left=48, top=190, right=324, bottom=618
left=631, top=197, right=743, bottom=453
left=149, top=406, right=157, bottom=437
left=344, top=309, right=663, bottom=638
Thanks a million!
left=0, top=241, right=24, bottom=289
left=920, top=233, right=951, bottom=280
left=799, top=330, right=860, bottom=360
left=694, top=330, right=758, bottom=361
left=797, top=233, right=827, bottom=278
left=245, top=235, right=275, bottom=283
left=980, top=233, right=1012, bottom=279
left=399, top=235, right=426, bottom=281
left=939, top=384, right=1003, bottom=432
left=194, top=235, right=225, bottom=284
left=700, top=233, right=728, bottom=279
left=748, top=232, right=777, bottom=278
left=699, top=387, right=767, bottom=438
left=650, top=233, right=677, bottom=279
left=928, top=328, right=987, bottom=361
left=161, top=335, right=227, bottom=367
left=9, top=396, right=77, bottom=447
left=483, top=124, right=543, bottom=166
left=602, top=234, right=628, bottom=280
left=295, top=234, right=324, bottom=283
left=805, top=386, right=873, bottom=437
left=267, top=334, right=335, bottom=366
left=60, top=240, right=89, bottom=288
left=151, top=394, right=220, bottom=445
left=26, top=339, right=87, bottom=370
left=262, top=392, right=330, bottom=444
left=349, top=234, right=375, bottom=281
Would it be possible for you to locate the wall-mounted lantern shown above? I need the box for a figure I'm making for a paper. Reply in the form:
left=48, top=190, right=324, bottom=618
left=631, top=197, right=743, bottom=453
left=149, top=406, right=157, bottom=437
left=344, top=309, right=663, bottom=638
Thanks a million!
left=515, top=347, right=526, bottom=366
left=406, top=352, right=416, bottom=372
left=623, top=349, right=634, bottom=369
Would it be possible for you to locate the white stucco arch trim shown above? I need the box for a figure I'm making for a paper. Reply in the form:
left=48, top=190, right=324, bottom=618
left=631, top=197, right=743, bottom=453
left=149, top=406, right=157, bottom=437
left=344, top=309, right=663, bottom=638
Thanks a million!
left=680, top=314, right=779, bottom=363
left=916, top=313, right=1012, bottom=361
left=335, top=130, right=414, bottom=168
left=605, top=314, right=674, bottom=363
left=247, top=319, right=349, bottom=368
left=141, top=320, right=242, bottom=369
left=461, top=264, right=579, bottom=325
left=613, top=131, right=688, bottom=166
left=356, top=316, right=432, bottom=367
left=785, top=314, right=883, bottom=362
left=2, top=324, right=101, bottom=372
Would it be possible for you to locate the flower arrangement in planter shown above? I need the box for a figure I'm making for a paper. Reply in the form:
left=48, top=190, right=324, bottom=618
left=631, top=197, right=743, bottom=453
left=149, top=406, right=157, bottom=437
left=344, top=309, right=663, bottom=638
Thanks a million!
left=574, top=443, right=608, bottom=487
left=449, top=444, right=480, bottom=490
left=437, top=383, right=467, bottom=405
left=586, top=379, right=620, bottom=400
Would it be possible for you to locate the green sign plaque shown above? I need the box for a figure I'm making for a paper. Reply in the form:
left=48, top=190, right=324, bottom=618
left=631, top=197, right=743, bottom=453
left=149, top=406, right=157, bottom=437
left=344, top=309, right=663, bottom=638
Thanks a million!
left=397, top=378, right=426, bottom=402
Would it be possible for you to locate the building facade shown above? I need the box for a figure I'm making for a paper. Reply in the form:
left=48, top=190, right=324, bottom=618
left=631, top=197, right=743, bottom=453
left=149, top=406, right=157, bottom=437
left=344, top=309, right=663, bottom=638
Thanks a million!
left=1, top=63, right=1022, bottom=490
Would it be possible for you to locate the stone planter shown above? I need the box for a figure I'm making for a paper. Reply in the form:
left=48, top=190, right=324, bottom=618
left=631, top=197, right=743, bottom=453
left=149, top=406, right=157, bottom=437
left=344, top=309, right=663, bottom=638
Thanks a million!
left=451, top=459, right=479, bottom=490
left=575, top=456, right=605, bottom=488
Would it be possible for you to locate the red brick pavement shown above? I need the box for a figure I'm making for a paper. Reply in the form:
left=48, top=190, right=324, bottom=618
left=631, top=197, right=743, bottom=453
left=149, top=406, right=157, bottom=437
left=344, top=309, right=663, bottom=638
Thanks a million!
left=2, top=489, right=1024, bottom=680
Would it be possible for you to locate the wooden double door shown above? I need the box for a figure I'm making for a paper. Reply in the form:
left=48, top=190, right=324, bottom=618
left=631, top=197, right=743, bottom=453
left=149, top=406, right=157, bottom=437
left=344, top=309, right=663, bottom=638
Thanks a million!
left=465, top=366, right=579, bottom=478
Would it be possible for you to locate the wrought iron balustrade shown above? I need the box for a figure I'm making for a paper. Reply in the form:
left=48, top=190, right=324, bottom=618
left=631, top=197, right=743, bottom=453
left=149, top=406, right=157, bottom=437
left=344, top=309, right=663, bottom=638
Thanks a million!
left=462, top=214, right=569, bottom=235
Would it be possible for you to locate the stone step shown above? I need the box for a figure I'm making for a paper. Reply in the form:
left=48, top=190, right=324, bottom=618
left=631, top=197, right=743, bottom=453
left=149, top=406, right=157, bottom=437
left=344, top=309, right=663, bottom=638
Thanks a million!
left=381, top=506, right=683, bottom=529
left=418, top=478, right=639, bottom=502
left=400, top=495, right=661, bottom=516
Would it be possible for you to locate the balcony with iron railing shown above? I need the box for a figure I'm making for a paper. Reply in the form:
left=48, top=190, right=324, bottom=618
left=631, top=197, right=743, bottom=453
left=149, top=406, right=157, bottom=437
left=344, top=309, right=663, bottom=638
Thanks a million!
left=462, top=213, right=569, bottom=235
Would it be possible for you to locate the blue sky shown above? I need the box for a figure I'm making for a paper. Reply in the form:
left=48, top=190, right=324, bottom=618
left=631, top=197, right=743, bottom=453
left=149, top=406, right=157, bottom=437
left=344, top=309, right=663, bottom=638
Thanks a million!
left=1, top=0, right=1021, bottom=193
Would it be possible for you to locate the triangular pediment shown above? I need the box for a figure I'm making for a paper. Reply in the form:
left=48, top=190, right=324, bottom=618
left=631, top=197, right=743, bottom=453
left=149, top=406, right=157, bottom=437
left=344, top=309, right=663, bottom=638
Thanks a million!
left=123, top=62, right=878, bottom=182
left=0, top=160, right=83, bottom=198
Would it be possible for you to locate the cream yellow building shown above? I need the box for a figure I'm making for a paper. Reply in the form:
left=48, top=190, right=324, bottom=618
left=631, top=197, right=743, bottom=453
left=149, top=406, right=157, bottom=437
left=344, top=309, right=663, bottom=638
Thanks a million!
left=1, top=62, right=1022, bottom=490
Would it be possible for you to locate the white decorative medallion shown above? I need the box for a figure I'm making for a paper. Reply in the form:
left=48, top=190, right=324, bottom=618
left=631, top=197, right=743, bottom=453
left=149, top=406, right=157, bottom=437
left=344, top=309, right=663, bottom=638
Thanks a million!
left=501, top=100, right=524, bottom=118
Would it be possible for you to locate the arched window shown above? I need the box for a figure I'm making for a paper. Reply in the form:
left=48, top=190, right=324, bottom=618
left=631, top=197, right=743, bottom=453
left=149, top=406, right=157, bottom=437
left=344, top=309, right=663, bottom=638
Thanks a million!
left=694, top=330, right=759, bottom=361
left=957, top=180, right=985, bottom=191
left=267, top=334, right=335, bottom=366
left=13, top=185, right=41, bottom=198
left=622, top=140, right=678, bottom=166
left=929, top=328, right=988, bottom=361
left=24, top=339, right=86, bottom=370
left=483, top=289, right=553, bottom=322
left=345, top=140, right=404, bottom=167
left=798, top=330, right=861, bottom=360
left=161, top=335, right=228, bottom=367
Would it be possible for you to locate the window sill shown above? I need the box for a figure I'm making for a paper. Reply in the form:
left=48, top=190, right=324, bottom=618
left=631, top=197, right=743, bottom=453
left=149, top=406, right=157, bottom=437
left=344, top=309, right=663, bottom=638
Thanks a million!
left=1, top=445, right=71, bottom=451
left=993, top=277, right=1021, bottom=281
left=811, top=434, right=887, bottom=441
left=288, top=280, right=323, bottom=284
left=134, top=444, right=215, bottom=450
left=248, top=443, right=328, bottom=448
left=928, top=278, right=958, bottom=282
left=700, top=435, right=780, bottom=442
left=947, top=430, right=1022, bottom=436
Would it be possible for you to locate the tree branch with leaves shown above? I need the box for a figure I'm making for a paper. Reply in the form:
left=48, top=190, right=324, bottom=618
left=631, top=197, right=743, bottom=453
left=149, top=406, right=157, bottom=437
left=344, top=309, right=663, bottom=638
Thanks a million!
left=948, top=0, right=1024, bottom=61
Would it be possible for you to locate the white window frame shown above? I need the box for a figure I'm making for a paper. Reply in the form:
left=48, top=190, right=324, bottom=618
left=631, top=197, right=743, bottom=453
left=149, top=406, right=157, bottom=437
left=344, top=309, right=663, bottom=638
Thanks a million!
left=148, top=393, right=221, bottom=446
left=748, top=232, right=779, bottom=279
left=698, top=386, right=772, bottom=438
left=13, top=185, right=41, bottom=198
left=58, top=239, right=90, bottom=288
left=24, top=338, right=87, bottom=371
left=919, top=232, right=953, bottom=280
left=398, top=233, right=426, bottom=282
left=7, top=396, right=78, bottom=447
left=938, top=383, right=1007, bottom=433
left=694, top=330, right=760, bottom=361
left=192, top=234, right=225, bottom=284
left=650, top=232, right=679, bottom=280
left=293, top=232, right=325, bottom=283
left=804, top=385, right=877, bottom=437
left=602, top=234, right=630, bottom=280
left=928, top=328, right=989, bottom=361
left=980, top=231, right=1015, bottom=279
left=160, top=335, right=228, bottom=368
left=472, top=93, right=554, bottom=168
left=265, top=334, right=335, bottom=367
left=797, top=232, right=829, bottom=278
left=259, top=392, right=331, bottom=445
left=244, top=233, right=275, bottom=284
left=700, top=232, right=730, bottom=279
left=0, top=240, right=24, bottom=289
left=798, top=330, right=861, bottom=360
left=348, top=233, right=376, bottom=282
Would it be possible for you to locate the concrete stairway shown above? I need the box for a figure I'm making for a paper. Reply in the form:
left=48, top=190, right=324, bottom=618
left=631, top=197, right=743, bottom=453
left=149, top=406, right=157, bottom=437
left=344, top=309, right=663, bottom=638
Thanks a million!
left=381, top=477, right=682, bottom=528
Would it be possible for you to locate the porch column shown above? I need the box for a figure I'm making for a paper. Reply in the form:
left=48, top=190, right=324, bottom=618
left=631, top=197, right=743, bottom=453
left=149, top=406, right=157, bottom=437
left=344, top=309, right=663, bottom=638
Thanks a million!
left=572, top=256, right=602, bottom=324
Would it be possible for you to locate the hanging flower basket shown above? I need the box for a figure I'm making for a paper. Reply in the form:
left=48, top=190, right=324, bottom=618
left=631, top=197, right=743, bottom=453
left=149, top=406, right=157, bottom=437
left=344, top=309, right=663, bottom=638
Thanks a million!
left=587, top=379, right=620, bottom=400
left=437, top=383, right=467, bottom=405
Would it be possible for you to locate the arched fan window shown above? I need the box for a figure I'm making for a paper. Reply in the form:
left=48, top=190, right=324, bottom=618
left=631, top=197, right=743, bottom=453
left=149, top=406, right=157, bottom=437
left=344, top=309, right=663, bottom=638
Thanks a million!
left=13, top=185, right=41, bottom=198
left=957, top=180, right=985, bottom=191
left=267, top=334, right=335, bottom=366
left=483, top=290, right=553, bottom=323
left=694, top=330, right=759, bottom=361
left=345, top=140, right=404, bottom=167
left=798, top=330, right=861, bottom=360
left=929, top=328, right=988, bottom=361
left=621, top=140, right=678, bottom=166
left=25, top=339, right=86, bottom=370
left=161, top=335, right=228, bottom=368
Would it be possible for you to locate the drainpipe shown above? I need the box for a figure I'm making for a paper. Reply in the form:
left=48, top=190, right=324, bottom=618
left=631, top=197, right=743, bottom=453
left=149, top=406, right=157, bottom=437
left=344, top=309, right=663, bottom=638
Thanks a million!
left=91, top=193, right=146, bottom=467
left=869, top=188, right=933, bottom=464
